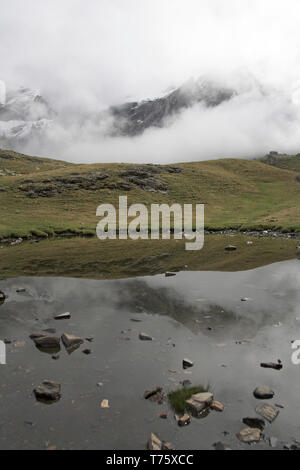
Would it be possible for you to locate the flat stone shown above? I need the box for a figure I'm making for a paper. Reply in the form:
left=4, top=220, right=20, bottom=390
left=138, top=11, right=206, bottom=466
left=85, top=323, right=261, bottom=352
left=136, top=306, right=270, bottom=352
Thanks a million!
left=61, top=334, right=84, bottom=351
left=256, top=404, right=279, bottom=423
left=186, top=392, right=213, bottom=416
left=82, top=349, right=91, bottom=355
left=183, top=358, right=194, bottom=369
left=178, top=414, right=191, bottom=427
left=144, top=387, right=162, bottom=400
left=54, top=312, right=71, bottom=320
left=242, top=417, right=265, bottom=431
left=210, top=401, right=224, bottom=412
left=213, top=442, right=232, bottom=451
left=237, top=428, right=261, bottom=444
left=33, top=336, right=61, bottom=350
left=147, top=433, right=162, bottom=450
left=260, top=362, right=282, bottom=370
left=253, top=386, right=274, bottom=399
left=34, top=380, right=61, bottom=403
left=139, top=332, right=153, bottom=341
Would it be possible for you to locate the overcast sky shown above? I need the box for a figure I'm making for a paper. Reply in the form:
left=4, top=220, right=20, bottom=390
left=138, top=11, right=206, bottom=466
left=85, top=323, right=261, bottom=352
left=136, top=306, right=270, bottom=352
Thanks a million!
left=2, top=0, right=300, bottom=162
left=1, top=0, right=300, bottom=107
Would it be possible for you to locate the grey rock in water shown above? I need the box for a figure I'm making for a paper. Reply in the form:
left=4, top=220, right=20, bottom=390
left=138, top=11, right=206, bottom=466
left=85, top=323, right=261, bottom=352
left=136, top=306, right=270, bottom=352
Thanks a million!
left=139, top=332, right=153, bottom=341
left=33, top=336, right=61, bottom=350
left=54, top=312, right=71, bottom=320
left=256, top=404, right=279, bottom=423
left=33, top=380, right=61, bottom=403
left=253, top=386, right=274, bottom=399
left=178, top=414, right=191, bottom=427
left=237, top=428, right=261, bottom=444
left=183, top=358, right=194, bottom=369
left=165, top=272, right=177, bottom=277
left=260, top=362, right=282, bottom=370
left=242, top=417, right=265, bottom=431
left=213, top=442, right=232, bottom=451
left=61, top=333, right=84, bottom=351
left=186, top=392, right=213, bottom=417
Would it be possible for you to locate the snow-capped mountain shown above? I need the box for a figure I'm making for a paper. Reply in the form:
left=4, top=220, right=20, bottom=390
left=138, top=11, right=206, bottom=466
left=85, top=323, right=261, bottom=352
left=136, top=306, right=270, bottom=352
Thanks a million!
left=108, top=77, right=236, bottom=136
left=0, top=86, right=54, bottom=146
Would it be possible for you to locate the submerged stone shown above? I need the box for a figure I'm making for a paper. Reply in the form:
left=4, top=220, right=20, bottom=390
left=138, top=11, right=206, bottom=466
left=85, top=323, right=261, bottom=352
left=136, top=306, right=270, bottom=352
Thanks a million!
left=256, top=404, right=279, bottom=423
left=253, top=386, right=274, bottom=399
left=237, top=428, right=261, bottom=444
left=34, top=380, right=61, bottom=403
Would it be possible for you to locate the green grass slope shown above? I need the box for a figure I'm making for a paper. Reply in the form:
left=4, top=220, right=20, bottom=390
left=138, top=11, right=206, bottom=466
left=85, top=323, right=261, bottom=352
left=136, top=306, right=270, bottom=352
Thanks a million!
left=0, top=150, right=300, bottom=240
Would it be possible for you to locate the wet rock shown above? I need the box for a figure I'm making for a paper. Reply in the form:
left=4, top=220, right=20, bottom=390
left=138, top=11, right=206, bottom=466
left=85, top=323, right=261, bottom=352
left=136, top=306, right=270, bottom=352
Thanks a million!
left=54, top=312, right=71, bottom=320
left=183, top=358, right=194, bottom=369
left=30, top=332, right=46, bottom=340
left=144, top=387, right=164, bottom=404
left=213, top=442, right=232, bottom=451
left=34, top=380, right=61, bottom=403
left=158, top=411, right=168, bottom=419
left=147, top=433, right=162, bottom=451
left=33, top=336, right=61, bottom=350
left=144, top=387, right=162, bottom=400
left=0, top=291, right=6, bottom=303
left=4, top=339, right=11, bottom=345
left=256, top=404, right=279, bottom=423
left=61, top=333, right=84, bottom=351
left=101, top=399, right=110, bottom=409
left=260, top=362, right=282, bottom=370
left=242, top=417, right=265, bottom=431
left=16, top=288, right=26, bottom=293
left=178, top=414, right=191, bottom=427
left=237, top=428, right=261, bottom=444
left=83, top=349, right=92, bottom=355
left=186, top=392, right=213, bottom=417
left=52, top=354, right=60, bottom=361
left=225, top=245, right=237, bottom=251
left=85, top=336, right=94, bottom=342
left=253, top=386, right=274, bottom=399
left=210, top=401, right=224, bottom=412
left=165, top=272, right=177, bottom=277
left=139, top=332, right=153, bottom=341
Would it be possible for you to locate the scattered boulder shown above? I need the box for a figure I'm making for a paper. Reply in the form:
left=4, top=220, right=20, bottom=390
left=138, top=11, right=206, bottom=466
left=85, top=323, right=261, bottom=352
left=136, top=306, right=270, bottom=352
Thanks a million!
left=225, top=245, right=237, bottom=251
left=256, top=404, right=279, bottom=423
left=213, top=442, right=232, bottom=451
left=186, top=392, right=213, bottom=417
left=139, top=332, right=153, bottom=341
left=144, top=387, right=164, bottom=404
left=147, top=433, right=174, bottom=451
left=237, top=428, right=261, bottom=444
left=242, top=417, right=265, bottom=431
left=183, top=358, right=194, bottom=369
left=61, top=334, right=84, bottom=351
left=253, top=386, right=274, bottom=399
left=54, top=312, right=71, bottom=320
left=260, top=362, right=282, bottom=371
left=178, top=414, right=191, bottom=427
left=83, top=349, right=92, bottom=355
left=147, top=433, right=163, bottom=451
left=210, top=401, right=224, bottom=412
left=33, top=380, right=61, bottom=403
left=158, top=411, right=168, bottom=419
left=33, top=336, right=61, bottom=350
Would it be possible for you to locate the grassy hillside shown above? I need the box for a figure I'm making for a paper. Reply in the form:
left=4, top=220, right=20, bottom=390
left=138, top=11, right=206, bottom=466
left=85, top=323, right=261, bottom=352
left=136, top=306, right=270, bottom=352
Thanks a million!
left=0, top=149, right=300, bottom=240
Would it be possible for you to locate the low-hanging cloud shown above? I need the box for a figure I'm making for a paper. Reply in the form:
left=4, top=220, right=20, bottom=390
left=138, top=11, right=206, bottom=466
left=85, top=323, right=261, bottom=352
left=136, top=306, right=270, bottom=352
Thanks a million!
left=2, top=0, right=300, bottom=163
